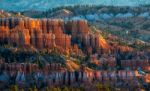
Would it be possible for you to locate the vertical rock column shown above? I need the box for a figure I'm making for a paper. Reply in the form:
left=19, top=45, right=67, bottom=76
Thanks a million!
left=22, top=29, right=30, bottom=46
left=0, top=26, right=9, bottom=44
left=43, top=33, right=55, bottom=48
left=35, top=29, right=43, bottom=49
left=30, top=29, right=36, bottom=47
left=42, top=19, right=48, bottom=33
left=9, top=29, right=20, bottom=47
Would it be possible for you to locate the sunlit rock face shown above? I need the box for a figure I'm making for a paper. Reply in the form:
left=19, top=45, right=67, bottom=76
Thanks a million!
left=9, top=28, right=30, bottom=47
left=35, top=29, right=43, bottom=49
left=0, top=18, right=72, bottom=50
left=0, top=18, right=109, bottom=55
left=43, top=33, right=55, bottom=48
left=65, top=20, right=110, bottom=54
left=110, top=42, right=134, bottom=54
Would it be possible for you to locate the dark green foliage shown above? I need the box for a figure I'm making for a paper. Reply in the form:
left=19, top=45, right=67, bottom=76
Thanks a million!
left=0, top=46, right=66, bottom=64
left=110, top=22, right=134, bottom=29
left=21, top=5, right=150, bottom=18
left=87, top=63, right=99, bottom=70
left=142, top=24, right=150, bottom=29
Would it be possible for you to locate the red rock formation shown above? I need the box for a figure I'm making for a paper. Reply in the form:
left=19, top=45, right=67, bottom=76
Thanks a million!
left=143, top=66, right=150, bottom=71
left=30, top=29, right=36, bottom=47
left=82, top=32, right=109, bottom=54
left=0, top=62, right=149, bottom=86
left=121, top=59, right=149, bottom=70
left=95, top=34, right=110, bottom=53
left=0, top=18, right=111, bottom=56
left=42, top=19, right=48, bottom=33
left=9, top=28, right=20, bottom=46
left=144, top=74, right=150, bottom=83
left=65, top=20, right=89, bottom=39
left=9, top=24, right=30, bottom=47
left=28, top=19, right=37, bottom=29
left=43, top=33, right=55, bottom=48
left=21, top=29, right=30, bottom=46
left=94, top=71, right=102, bottom=81
left=118, top=70, right=127, bottom=80
left=118, top=45, right=133, bottom=52
left=0, top=26, right=9, bottom=43
left=72, top=44, right=84, bottom=56
left=78, top=20, right=89, bottom=34
left=24, top=18, right=30, bottom=29
left=18, top=18, right=25, bottom=28
left=35, top=29, right=43, bottom=49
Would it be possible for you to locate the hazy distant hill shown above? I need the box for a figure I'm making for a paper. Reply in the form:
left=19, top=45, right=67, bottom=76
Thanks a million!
left=0, top=10, right=26, bottom=18
left=0, top=0, right=150, bottom=11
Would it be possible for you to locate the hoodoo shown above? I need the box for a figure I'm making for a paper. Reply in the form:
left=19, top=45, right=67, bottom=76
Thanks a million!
left=0, top=18, right=109, bottom=54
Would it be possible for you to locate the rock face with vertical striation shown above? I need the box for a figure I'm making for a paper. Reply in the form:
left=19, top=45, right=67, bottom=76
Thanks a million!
left=65, top=20, right=89, bottom=39
left=43, top=33, right=55, bottom=48
left=65, top=20, right=110, bottom=54
left=0, top=26, right=9, bottom=44
left=0, top=18, right=110, bottom=55
left=0, top=62, right=146, bottom=87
